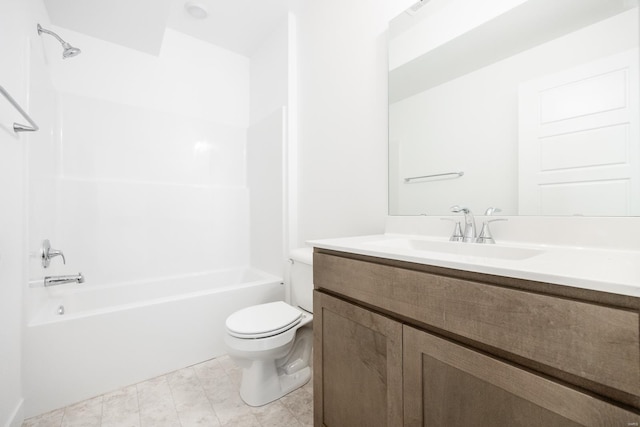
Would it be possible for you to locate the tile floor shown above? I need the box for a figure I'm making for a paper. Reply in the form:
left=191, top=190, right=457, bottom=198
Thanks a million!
left=22, top=355, right=313, bottom=427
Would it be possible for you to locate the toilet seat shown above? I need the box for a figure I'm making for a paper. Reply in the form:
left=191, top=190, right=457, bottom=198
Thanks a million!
left=226, top=301, right=303, bottom=339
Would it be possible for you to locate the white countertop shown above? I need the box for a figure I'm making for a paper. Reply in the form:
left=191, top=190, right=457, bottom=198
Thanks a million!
left=309, top=233, right=640, bottom=298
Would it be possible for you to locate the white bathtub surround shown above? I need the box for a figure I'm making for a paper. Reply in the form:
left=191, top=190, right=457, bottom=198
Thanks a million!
left=42, top=88, right=251, bottom=291
left=23, top=269, right=284, bottom=417
left=22, top=355, right=314, bottom=427
left=23, top=19, right=294, bottom=294
left=24, top=26, right=255, bottom=323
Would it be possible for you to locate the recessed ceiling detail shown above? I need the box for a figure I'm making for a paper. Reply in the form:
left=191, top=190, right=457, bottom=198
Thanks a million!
left=43, top=0, right=171, bottom=56
left=43, top=0, right=289, bottom=57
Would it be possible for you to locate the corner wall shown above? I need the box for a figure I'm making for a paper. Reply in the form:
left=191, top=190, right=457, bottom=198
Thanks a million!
left=248, top=18, right=289, bottom=276
left=290, top=0, right=414, bottom=246
left=0, top=1, right=53, bottom=425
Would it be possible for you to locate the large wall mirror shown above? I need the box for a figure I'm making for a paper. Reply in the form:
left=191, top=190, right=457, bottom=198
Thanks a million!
left=389, top=0, right=639, bottom=216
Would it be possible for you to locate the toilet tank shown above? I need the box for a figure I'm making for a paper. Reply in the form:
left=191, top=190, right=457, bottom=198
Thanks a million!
left=289, top=247, right=314, bottom=312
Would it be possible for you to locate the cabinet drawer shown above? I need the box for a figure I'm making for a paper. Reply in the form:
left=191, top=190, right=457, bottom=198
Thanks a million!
left=314, top=252, right=640, bottom=398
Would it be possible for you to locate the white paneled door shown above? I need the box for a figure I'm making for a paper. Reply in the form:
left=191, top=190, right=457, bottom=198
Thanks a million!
left=518, top=49, right=639, bottom=216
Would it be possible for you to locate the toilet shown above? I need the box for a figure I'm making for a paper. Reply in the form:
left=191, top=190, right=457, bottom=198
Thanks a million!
left=224, top=248, right=314, bottom=406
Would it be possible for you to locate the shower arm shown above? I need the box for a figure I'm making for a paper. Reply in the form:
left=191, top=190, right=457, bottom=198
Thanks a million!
left=37, top=23, right=81, bottom=59
left=37, top=24, right=68, bottom=46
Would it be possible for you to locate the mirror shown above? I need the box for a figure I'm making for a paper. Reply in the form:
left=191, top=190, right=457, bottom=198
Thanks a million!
left=389, top=0, right=639, bottom=216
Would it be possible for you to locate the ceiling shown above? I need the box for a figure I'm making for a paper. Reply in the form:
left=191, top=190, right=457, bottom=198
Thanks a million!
left=43, top=0, right=289, bottom=57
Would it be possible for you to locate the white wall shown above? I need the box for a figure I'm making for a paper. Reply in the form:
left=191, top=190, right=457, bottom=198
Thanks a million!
left=248, top=109, right=285, bottom=276
left=248, top=19, right=289, bottom=275
left=48, top=27, right=249, bottom=126
left=0, top=1, right=54, bottom=425
left=250, top=19, right=289, bottom=127
left=0, top=1, right=27, bottom=420
left=290, top=0, right=413, bottom=246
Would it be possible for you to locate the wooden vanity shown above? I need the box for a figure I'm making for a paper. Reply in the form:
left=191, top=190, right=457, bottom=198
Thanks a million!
left=312, top=248, right=640, bottom=426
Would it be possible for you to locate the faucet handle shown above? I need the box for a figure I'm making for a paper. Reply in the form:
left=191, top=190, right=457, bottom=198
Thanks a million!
left=441, top=218, right=464, bottom=242
left=41, top=239, right=66, bottom=268
left=450, top=205, right=470, bottom=214
left=484, top=207, right=502, bottom=216
left=476, top=218, right=507, bottom=244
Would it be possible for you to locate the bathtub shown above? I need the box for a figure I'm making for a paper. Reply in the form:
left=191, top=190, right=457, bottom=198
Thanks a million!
left=23, top=268, right=284, bottom=417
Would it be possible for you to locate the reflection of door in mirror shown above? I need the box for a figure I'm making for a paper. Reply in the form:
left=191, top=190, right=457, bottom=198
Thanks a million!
left=519, top=49, right=639, bottom=216
left=388, top=0, right=640, bottom=216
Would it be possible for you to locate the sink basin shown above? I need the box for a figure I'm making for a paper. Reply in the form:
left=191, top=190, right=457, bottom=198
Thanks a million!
left=364, top=238, right=544, bottom=260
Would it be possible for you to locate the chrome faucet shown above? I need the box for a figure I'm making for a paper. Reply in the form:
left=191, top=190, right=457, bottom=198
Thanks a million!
left=450, top=205, right=476, bottom=243
left=476, top=207, right=507, bottom=244
left=44, top=273, right=85, bottom=287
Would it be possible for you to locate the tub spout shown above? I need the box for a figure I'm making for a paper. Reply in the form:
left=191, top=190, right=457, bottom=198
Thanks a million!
left=44, top=273, right=85, bottom=287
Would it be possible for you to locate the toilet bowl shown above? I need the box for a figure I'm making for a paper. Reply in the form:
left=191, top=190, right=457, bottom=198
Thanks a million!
left=224, top=248, right=314, bottom=406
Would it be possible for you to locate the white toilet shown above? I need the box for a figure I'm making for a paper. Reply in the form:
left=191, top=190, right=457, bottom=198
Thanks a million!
left=224, top=248, right=314, bottom=406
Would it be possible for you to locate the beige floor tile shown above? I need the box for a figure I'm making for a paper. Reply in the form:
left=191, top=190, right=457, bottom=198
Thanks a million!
left=204, top=374, right=256, bottom=427
left=60, top=396, right=103, bottom=427
left=167, top=367, right=220, bottom=427
left=251, top=400, right=302, bottom=427
left=209, top=393, right=257, bottom=426
left=191, top=358, right=227, bottom=381
left=136, top=376, right=181, bottom=427
left=215, top=355, right=236, bottom=373
left=279, top=387, right=314, bottom=426
left=21, top=408, right=65, bottom=427
left=101, top=385, right=140, bottom=427
left=23, top=355, right=314, bottom=427
left=200, top=373, right=237, bottom=406
left=219, top=411, right=261, bottom=427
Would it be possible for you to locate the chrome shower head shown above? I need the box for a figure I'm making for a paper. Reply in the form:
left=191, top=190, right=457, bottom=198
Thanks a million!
left=37, top=23, right=81, bottom=59
left=62, top=42, right=81, bottom=59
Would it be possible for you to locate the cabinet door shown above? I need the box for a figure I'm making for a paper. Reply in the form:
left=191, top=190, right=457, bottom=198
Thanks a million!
left=403, top=326, right=640, bottom=427
left=314, top=291, right=403, bottom=427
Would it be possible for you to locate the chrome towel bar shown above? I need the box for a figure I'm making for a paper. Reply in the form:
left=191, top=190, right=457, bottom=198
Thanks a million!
left=404, top=171, right=464, bottom=183
left=0, top=84, right=39, bottom=133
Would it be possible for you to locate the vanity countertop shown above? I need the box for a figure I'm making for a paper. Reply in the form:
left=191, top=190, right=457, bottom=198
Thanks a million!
left=309, top=234, right=640, bottom=298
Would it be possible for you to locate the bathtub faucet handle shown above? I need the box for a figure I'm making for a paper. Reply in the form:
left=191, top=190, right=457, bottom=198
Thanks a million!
left=41, top=239, right=66, bottom=268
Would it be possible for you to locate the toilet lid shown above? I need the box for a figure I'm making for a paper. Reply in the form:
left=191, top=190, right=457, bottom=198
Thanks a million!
left=226, top=301, right=303, bottom=338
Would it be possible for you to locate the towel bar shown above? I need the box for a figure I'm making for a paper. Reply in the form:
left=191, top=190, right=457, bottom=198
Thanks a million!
left=0, top=84, right=39, bottom=133
left=404, top=171, right=464, bottom=183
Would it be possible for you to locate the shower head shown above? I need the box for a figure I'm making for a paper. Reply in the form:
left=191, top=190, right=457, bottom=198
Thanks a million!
left=61, top=42, right=81, bottom=59
left=37, top=24, right=81, bottom=59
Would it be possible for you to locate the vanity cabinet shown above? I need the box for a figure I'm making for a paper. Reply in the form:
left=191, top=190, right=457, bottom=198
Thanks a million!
left=313, top=291, right=402, bottom=426
left=313, top=249, right=640, bottom=426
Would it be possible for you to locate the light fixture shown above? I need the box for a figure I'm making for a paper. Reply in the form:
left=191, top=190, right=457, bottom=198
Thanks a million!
left=185, top=2, right=208, bottom=19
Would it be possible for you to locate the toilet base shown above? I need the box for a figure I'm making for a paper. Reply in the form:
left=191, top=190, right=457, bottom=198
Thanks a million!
left=239, top=363, right=311, bottom=407
left=237, top=326, right=313, bottom=407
